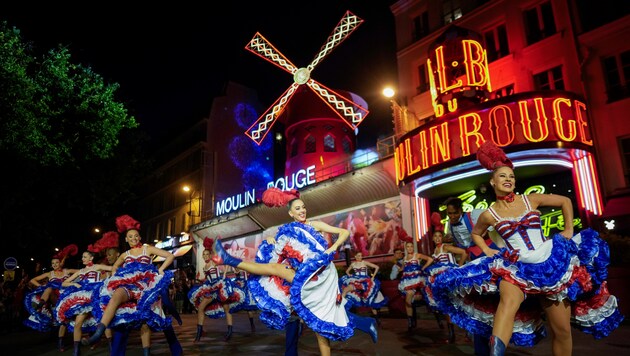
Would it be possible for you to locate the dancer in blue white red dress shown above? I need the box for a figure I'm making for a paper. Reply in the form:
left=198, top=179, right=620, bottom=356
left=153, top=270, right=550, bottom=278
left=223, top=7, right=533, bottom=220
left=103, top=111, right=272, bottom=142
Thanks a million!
left=432, top=141, right=624, bottom=355
left=340, top=251, right=387, bottom=324
left=57, top=249, right=112, bottom=356
left=212, top=188, right=377, bottom=356
left=423, top=225, right=467, bottom=343
left=398, top=241, right=434, bottom=331
left=189, top=237, right=245, bottom=342
left=229, top=267, right=259, bottom=332
left=24, top=244, right=79, bottom=352
left=82, top=214, right=179, bottom=356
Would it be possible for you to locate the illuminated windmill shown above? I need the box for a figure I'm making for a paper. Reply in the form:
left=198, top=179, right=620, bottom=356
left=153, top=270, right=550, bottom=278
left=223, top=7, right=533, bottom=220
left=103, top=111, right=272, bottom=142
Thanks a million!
left=244, top=10, right=370, bottom=145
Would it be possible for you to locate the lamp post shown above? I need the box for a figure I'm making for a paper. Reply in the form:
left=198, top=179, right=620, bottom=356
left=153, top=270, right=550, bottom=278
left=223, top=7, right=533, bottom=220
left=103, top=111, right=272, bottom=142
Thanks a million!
left=182, top=185, right=202, bottom=226
left=382, top=86, right=419, bottom=138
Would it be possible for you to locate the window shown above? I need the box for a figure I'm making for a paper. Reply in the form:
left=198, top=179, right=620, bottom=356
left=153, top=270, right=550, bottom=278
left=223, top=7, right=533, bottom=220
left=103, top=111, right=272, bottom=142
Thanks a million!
left=290, top=138, right=298, bottom=157
left=494, top=84, right=514, bottom=99
left=168, top=217, right=176, bottom=236
left=534, top=66, right=564, bottom=90
left=412, top=11, right=430, bottom=41
left=342, top=137, right=352, bottom=154
left=484, top=24, right=509, bottom=62
left=324, top=134, right=336, bottom=152
left=442, top=0, right=462, bottom=24
left=305, top=135, right=316, bottom=153
left=417, top=63, right=429, bottom=94
left=621, top=136, right=630, bottom=185
left=524, top=1, right=556, bottom=45
left=602, top=50, right=630, bottom=103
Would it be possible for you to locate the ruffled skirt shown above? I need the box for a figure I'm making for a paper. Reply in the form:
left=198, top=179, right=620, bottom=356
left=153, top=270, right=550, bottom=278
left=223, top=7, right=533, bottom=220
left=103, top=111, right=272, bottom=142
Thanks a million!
left=430, top=228, right=624, bottom=346
left=55, top=281, right=103, bottom=332
left=187, top=277, right=245, bottom=318
left=248, top=222, right=354, bottom=341
left=97, top=262, right=173, bottom=331
left=339, top=275, right=388, bottom=309
left=23, top=281, right=62, bottom=332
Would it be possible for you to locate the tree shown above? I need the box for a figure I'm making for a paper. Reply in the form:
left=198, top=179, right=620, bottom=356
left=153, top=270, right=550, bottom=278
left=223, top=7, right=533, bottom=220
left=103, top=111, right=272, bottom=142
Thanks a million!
left=0, top=22, right=151, bottom=265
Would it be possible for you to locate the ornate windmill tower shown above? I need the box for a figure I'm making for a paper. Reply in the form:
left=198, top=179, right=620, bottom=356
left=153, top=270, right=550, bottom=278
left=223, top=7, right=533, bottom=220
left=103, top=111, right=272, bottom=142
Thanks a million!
left=244, top=11, right=370, bottom=181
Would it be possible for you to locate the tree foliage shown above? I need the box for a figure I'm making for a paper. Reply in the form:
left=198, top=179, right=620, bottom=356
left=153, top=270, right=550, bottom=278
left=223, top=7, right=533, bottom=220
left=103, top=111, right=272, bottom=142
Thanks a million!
left=0, top=21, right=151, bottom=262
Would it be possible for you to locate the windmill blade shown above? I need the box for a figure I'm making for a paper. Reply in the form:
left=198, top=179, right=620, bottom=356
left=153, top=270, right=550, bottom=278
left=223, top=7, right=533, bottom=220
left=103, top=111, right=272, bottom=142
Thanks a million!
left=306, top=79, right=369, bottom=129
left=308, top=11, right=364, bottom=71
left=245, top=83, right=301, bottom=145
left=245, top=32, right=298, bottom=75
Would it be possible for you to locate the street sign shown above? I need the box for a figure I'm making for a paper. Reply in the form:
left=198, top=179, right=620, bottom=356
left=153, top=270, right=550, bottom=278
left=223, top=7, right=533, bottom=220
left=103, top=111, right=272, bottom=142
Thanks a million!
left=4, top=257, right=17, bottom=270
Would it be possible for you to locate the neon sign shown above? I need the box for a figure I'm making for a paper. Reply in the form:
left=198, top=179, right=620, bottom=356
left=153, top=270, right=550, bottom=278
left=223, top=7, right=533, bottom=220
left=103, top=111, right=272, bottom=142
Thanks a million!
left=395, top=92, right=593, bottom=184
left=216, top=165, right=317, bottom=215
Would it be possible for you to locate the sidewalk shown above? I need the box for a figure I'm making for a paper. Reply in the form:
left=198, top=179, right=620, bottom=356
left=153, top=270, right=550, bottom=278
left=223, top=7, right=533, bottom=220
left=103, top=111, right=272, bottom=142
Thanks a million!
left=1, top=310, right=628, bottom=355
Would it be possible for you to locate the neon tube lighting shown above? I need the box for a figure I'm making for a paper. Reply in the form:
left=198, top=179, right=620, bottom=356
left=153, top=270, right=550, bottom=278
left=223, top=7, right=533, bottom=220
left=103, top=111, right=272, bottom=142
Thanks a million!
left=414, top=158, right=573, bottom=196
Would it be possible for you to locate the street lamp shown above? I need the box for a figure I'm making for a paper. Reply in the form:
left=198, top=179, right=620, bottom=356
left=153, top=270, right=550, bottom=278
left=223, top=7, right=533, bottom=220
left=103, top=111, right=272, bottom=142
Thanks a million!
left=382, top=86, right=419, bottom=138
left=182, top=185, right=202, bottom=226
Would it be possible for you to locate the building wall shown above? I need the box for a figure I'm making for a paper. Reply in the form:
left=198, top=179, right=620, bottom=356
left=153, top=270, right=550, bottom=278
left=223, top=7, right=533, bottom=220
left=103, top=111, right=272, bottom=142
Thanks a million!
left=391, top=0, right=630, bottom=205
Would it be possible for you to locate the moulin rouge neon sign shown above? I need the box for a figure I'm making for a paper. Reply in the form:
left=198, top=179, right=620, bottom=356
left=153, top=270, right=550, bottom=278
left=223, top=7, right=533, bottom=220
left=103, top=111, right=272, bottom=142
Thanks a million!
left=396, top=33, right=593, bottom=185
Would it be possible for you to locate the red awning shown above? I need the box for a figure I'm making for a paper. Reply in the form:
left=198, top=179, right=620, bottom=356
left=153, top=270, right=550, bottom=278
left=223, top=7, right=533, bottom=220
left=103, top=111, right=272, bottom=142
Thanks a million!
left=602, top=195, right=630, bottom=218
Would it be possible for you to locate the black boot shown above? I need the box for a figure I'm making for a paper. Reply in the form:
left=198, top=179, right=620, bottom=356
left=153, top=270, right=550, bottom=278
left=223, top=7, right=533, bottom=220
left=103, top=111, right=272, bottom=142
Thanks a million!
left=143, top=346, right=151, bottom=356
left=489, top=335, right=506, bottom=356
left=434, top=312, right=444, bottom=329
left=73, top=341, right=81, bottom=356
left=163, top=325, right=183, bottom=356
left=224, top=325, right=233, bottom=341
left=57, top=337, right=65, bottom=352
left=447, top=323, right=455, bottom=344
left=407, top=317, right=414, bottom=331
left=194, top=324, right=203, bottom=342
left=107, top=337, right=112, bottom=354
left=374, top=313, right=381, bottom=326
left=161, top=288, right=182, bottom=326
left=82, top=323, right=106, bottom=346
left=249, top=317, right=256, bottom=332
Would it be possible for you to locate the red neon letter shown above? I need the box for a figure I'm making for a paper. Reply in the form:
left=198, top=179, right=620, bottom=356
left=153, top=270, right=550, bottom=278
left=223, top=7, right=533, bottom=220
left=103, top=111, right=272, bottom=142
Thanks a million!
left=458, top=113, right=484, bottom=156
left=429, top=122, right=451, bottom=164
left=551, top=98, right=577, bottom=142
left=519, top=98, right=549, bottom=143
left=488, top=105, right=515, bottom=146
left=462, top=40, right=489, bottom=87
left=434, top=45, right=463, bottom=94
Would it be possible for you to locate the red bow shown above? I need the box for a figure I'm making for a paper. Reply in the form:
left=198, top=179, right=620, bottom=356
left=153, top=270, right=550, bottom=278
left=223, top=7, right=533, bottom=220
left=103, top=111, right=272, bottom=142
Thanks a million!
left=501, top=249, right=520, bottom=263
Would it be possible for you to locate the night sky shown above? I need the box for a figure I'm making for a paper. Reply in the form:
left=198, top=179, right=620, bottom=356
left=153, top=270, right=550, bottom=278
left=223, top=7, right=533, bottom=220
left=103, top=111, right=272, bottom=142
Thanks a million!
left=1, top=1, right=398, bottom=147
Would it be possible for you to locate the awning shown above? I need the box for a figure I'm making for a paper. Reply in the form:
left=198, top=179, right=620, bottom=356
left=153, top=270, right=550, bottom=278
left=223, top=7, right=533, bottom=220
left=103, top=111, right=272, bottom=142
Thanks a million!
left=191, top=158, right=399, bottom=240
left=602, top=195, right=630, bottom=218
left=153, top=244, right=194, bottom=263
left=173, top=245, right=193, bottom=257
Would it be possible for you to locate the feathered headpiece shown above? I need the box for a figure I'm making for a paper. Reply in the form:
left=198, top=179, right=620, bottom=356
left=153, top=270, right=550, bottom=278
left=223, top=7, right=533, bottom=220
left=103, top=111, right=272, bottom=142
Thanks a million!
left=54, top=244, right=79, bottom=260
left=262, top=187, right=300, bottom=208
left=476, top=141, right=513, bottom=171
left=88, top=231, right=120, bottom=253
left=203, top=237, right=215, bottom=251
left=395, top=226, right=413, bottom=243
left=115, top=214, right=141, bottom=233
left=431, top=212, right=444, bottom=233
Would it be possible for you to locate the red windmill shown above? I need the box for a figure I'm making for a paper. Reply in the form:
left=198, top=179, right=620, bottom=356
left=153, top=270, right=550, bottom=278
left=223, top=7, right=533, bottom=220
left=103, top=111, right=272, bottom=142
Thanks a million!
left=244, top=10, right=370, bottom=145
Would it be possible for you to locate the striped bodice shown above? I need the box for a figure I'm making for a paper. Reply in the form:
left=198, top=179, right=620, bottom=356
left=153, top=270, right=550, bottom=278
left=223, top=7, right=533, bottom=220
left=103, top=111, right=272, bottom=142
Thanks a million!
left=488, top=195, right=547, bottom=251
left=123, top=245, right=152, bottom=265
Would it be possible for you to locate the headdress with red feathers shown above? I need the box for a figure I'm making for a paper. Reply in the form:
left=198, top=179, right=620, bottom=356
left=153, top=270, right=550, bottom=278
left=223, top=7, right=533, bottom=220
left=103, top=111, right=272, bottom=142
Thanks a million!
left=203, top=237, right=215, bottom=251
left=54, top=244, right=79, bottom=261
left=395, top=226, right=413, bottom=243
left=115, top=214, right=141, bottom=233
left=431, top=212, right=445, bottom=233
left=476, top=141, right=513, bottom=171
left=262, top=187, right=300, bottom=208
left=88, top=231, right=120, bottom=253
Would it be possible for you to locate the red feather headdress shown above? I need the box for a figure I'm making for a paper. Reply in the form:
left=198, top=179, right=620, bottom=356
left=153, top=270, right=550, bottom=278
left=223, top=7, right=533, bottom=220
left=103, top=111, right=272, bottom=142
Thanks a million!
left=115, top=214, right=141, bottom=233
left=88, top=231, right=120, bottom=253
left=476, top=141, right=513, bottom=171
left=262, top=187, right=300, bottom=208
left=431, top=212, right=445, bottom=233
left=203, top=237, right=215, bottom=251
left=54, top=244, right=79, bottom=260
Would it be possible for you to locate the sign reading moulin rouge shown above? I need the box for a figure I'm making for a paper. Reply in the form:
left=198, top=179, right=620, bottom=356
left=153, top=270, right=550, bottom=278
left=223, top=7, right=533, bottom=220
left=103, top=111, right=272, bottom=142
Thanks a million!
left=216, top=165, right=316, bottom=215
left=394, top=90, right=593, bottom=184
